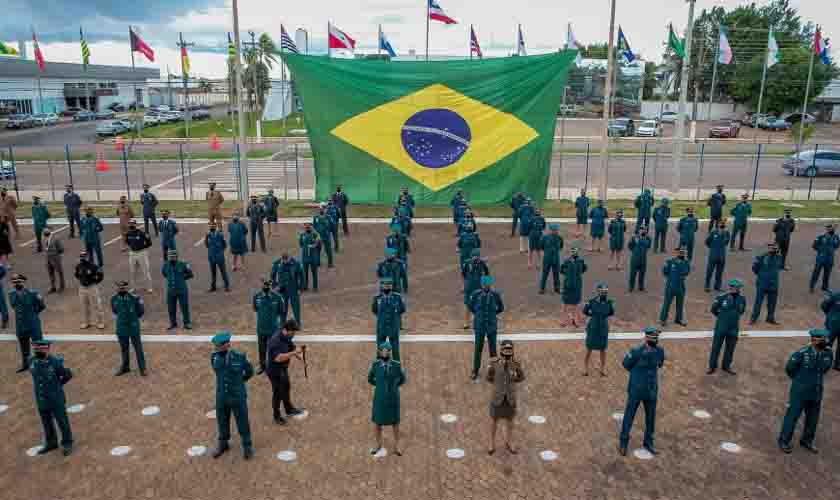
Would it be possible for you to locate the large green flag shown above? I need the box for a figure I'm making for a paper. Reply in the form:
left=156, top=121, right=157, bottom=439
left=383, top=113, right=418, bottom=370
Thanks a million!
left=283, top=52, right=575, bottom=204
left=668, top=24, right=685, bottom=59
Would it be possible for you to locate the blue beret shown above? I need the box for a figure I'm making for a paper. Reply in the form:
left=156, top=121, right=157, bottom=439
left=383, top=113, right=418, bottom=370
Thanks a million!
left=643, top=327, right=660, bottom=337
left=596, top=281, right=608, bottom=290
left=211, top=332, right=232, bottom=346
left=809, top=328, right=828, bottom=338
left=379, top=340, right=392, bottom=350
left=728, top=279, right=743, bottom=288
left=480, top=275, right=495, bottom=286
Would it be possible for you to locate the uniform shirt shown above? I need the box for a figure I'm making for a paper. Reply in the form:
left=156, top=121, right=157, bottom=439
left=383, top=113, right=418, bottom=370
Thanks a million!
left=271, top=258, right=304, bottom=293
left=653, top=205, right=671, bottom=231
left=574, top=196, right=590, bottom=219
left=510, top=194, right=525, bottom=214
left=786, top=345, right=833, bottom=401
left=773, top=217, right=796, bottom=242
left=247, top=203, right=265, bottom=226
left=111, top=292, right=145, bottom=337
left=331, top=191, right=349, bottom=211
left=677, top=215, right=699, bottom=241
left=707, top=192, right=727, bottom=218
left=262, top=195, right=280, bottom=217
left=711, top=292, right=746, bottom=335
left=730, top=201, right=752, bottom=226
left=540, top=234, right=564, bottom=264
left=253, top=290, right=286, bottom=337
left=31, top=204, right=50, bottom=229
left=75, top=260, right=103, bottom=287
left=211, top=349, right=253, bottom=402
left=80, top=215, right=103, bottom=245
left=560, top=256, right=587, bottom=291
left=457, top=232, right=481, bottom=259
left=589, top=206, right=608, bottom=231
left=517, top=204, right=535, bottom=235
left=376, top=258, right=408, bottom=293
left=266, top=333, right=295, bottom=378
left=30, top=354, right=72, bottom=411
left=299, top=231, right=322, bottom=264
left=705, top=230, right=731, bottom=261
left=608, top=218, right=627, bottom=247
left=140, top=191, right=158, bottom=216
left=313, top=214, right=332, bottom=237
left=635, top=192, right=655, bottom=218
left=372, top=291, right=406, bottom=334
left=662, top=257, right=691, bottom=294
left=204, top=231, right=227, bottom=263
left=628, top=235, right=652, bottom=266
left=9, top=288, right=45, bottom=333
left=125, top=229, right=152, bottom=252
left=623, top=343, right=665, bottom=400
left=161, top=260, right=193, bottom=292
left=820, top=293, right=840, bottom=332
left=529, top=216, right=546, bottom=239
left=468, top=288, right=504, bottom=331
left=385, top=233, right=410, bottom=259
left=462, top=259, right=490, bottom=292
left=63, top=192, right=82, bottom=213
left=158, top=218, right=179, bottom=247
left=752, top=253, right=783, bottom=290
left=813, top=232, right=840, bottom=265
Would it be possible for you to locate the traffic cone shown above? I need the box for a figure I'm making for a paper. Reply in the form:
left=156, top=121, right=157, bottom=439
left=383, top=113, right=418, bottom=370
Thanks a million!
left=210, top=134, right=221, bottom=151
left=95, top=145, right=111, bottom=172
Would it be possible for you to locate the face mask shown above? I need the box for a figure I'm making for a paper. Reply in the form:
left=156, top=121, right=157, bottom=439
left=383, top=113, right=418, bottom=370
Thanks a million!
left=143, top=189, right=149, bottom=193
left=233, top=217, right=239, bottom=222
left=817, top=339, right=827, bottom=348
left=14, top=284, right=23, bottom=290
left=162, top=215, right=169, bottom=220
left=35, top=351, right=47, bottom=359
left=118, top=290, right=128, bottom=296
left=501, top=350, right=513, bottom=359
left=262, top=286, right=270, bottom=293
left=646, top=340, right=658, bottom=347
left=210, top=228, right=216, bottom=232
left=383, top=288, right=392, bottom=294
left=129, top=226, right=136, bottom=231
left=830, top=230, right=835, bottom=235
left=66, top=189, right=71, bottom=193
left=380, top=351, right=391, bottom=360
left=306, top=228, right=312, bottom=233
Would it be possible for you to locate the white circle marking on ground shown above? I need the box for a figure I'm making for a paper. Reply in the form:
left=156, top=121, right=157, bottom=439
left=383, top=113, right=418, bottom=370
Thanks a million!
left=187, top=446, right=207, bottom=457
left=291, top=410, right=308, bottom=420
left=612, top=412, right=624, bottom=421
left=26, top=446, right=43, bottom=457
left=141, top=406, right=160, bottom=416
left=539, top=450, right=558, bottom=461
left=277, top=450, right=297, bottom=462
left=205, top=410, right=216, bottom=419
left=721, top=442, right=742, bottom=453
left=0, top=404, right=8, bottom=414
left=371, top=448, right=388, bottom=459
left=528, top=415, right=547, bottom=424
left=692, top=409, right=712, bottom=419
left=633, top=448, right=654, bottom=460
left=66, top=404, right=85, bottom=414
left=110, top=446, right=132, bottom=456
left=440, top=413, right=458, bottom=423
left=446, top=448, right=465, bottom=459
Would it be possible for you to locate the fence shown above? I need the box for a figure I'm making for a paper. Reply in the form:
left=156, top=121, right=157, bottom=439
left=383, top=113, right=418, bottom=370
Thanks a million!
left=2, top=138, right=839, bottom=203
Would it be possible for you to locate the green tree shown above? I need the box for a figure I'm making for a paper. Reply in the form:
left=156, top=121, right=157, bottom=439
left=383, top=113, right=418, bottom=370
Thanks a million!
left=580, top=42, right=608, bottom=59
left=642, top=61, right=657, bottom=100
left=244, top=33, right=278, bottom=117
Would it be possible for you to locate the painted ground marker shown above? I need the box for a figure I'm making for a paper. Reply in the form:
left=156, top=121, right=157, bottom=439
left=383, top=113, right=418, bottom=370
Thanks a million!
left=611, top=412, right=624, bottom=421
left=440, top=414, right=458, bottom=424
left=193, top=237, right=205, bottom=248
left=110, top=446, right=132, bottom=456
left=26, top=446, right=43, bottom=457
left=371, top=448, right=387, bottom=459
left=539, top=450, right=558, bottom=461
left=633, top=448, right=654, bottom=460
left=721, top=442, right=742, bottom=453
left=104, top=235, right=123, bottom=247
left=446, top=448, right=465, bottom=459
left=67, top=403, right=85, bottom=413
left=0, top=404, right=8, bottom=414
left=141, top=406, right=160, bottom=416
left=187, top=445, right=207, bottom=457
left=276, top=450, right=298, bottom=462
left=692, top=409, right=712, bottom=419
left=528, top=415, right=546, bottom=424
left=206, top=410, right=216, bottom=419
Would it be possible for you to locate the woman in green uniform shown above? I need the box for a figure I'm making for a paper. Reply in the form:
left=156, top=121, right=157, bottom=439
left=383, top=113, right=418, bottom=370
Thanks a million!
left=369, top=341, right=406, bottom=456
left=560, top=247, right=588, bottom=327
left=583, top=282, right=615, bottom=376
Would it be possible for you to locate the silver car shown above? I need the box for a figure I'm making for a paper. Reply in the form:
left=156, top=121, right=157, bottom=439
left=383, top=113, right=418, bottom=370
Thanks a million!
left=783, top=149, right=840, bottom=176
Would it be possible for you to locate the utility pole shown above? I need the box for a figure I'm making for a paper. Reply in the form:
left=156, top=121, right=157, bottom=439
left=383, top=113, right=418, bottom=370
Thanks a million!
left=672, top=0, right=696, bottom=196
left=232, top=0, right=249, bottom=211
left=598, top=0, right=617, bottom=201
left=178, top=32, right=195, bottom=199
left=166, top=65, right=173, bottom=107
left=244, top=31, right=262, bottom=143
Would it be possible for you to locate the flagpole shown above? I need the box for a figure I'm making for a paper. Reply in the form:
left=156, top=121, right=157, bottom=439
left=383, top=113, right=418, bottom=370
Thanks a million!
left=598, top=0, right=617, bottom=201
left=232, top=0, right=250, bottom=210
left=425, top=2, right=430, bottom=61
left=469, top=25, right=472, bottom=60
left=179, top=32, right=194, bottom=199
left=706, top=24, right=721, bottom=121
left=129, top=27, right=141, bottom=141
left=328, top=22, right=331, bottom=58
left=797, top=31, right=817, bottom=150
left=756, top=29, right=770, bottom=121
left=378, top=25, right=382, bottom=56
left=280, top=30, right=287, bottom=131
left=81, top=27, right=92, bottom=112
left=672, top=0, right=697, bottom=196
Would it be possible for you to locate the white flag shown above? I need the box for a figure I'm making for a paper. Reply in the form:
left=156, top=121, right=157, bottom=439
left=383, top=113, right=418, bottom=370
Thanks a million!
left=767, top=29, right=780, bottom=68
left=566, top=23, right=583, bottom=65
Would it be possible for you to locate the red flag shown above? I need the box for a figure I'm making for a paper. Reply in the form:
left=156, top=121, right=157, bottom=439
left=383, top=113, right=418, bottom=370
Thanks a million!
left=130, top=27, right=155, bottom=62
left=32, top=31, right=45, bottom=72
left=328, top=24, right=356, bottom=50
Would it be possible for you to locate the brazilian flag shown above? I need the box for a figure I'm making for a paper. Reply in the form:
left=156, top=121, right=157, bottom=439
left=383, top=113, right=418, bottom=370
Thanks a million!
left=283, top=52, right=575, bottom=205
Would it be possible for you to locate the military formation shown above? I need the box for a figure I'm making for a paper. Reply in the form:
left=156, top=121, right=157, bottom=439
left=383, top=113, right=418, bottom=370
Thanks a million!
left=3, top=183, right=838, bottom=460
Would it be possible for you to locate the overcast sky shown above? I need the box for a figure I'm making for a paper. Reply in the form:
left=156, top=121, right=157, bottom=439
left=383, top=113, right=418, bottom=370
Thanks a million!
left=1, top=0, right=835, bottom=79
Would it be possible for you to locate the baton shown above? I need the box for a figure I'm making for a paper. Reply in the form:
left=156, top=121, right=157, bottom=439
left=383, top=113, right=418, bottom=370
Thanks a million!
left=301, top=345, right=308, bottom=379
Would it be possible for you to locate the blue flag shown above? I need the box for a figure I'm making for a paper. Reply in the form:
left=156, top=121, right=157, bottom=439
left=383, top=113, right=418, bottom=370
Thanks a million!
left=379, top=27, right=397, bottom=57
left=617, top=26, right=635, bottom=63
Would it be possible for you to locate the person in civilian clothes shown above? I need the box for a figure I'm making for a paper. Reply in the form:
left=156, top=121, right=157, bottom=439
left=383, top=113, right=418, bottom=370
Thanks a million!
left=574, top=189, right=590, bottom=239
left=369, top=340, right=406, bottom=456
left=228, top=213, right=248, bottom=271
left=487, top=340, right=525, bottom=455
left=140, top=184, right=159, bottom=237
left=125, top=220, right=153, bottom=293
left=80, top=206, right=104, bottom=267
left=74, top=252, right=105, bottom=330
left=43, top=228, right=65, bottom=294
left=263, top=189, right=280, bottom=238
left=63, top=185, right=82, bottom=239
left=0, top=187, right=19, bottom=238
left=809, top=224, right=840, bottom=293
left=266, top=320, right=306, bottom=425
left=158, top=209, right=178, bottom=263
left=116, top=195, right=134, bottom=252
left=618, top=327, right=665, bottom=457
left=773, top=208, right=796, bottom=270
left=206, top=182, right=225, bottom=230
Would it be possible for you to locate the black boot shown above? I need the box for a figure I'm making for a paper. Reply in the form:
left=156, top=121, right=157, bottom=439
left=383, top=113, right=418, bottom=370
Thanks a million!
left=211, top=442, right=229, bottom=459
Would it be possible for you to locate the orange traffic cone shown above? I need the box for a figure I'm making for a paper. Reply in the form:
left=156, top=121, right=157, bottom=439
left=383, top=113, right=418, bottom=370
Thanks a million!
left=95, top=145, right=111, bottom=172
left=210, top=134, right=221, bottom=151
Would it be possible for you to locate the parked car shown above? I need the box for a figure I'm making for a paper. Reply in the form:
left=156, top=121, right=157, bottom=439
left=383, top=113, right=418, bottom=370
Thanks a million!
left=152, top=105, right=171, bottom=113
left=659, top=111, right=678, bottom=124
left=107, top=103, right=126, bottom=112
left=96, top=120, right=125, bottom=136
left=95, top=110, right=116, bottom=120
left=5, top=114, right=37, bottom=129
left=784, top=112, right=817, bottom=125
left=753, top=114, right=772, bottom=128
left=62, top=107, right=85, bottom=117
left=739, top=112, right=755, bottom=126
left=764, top=118, right=790, bottom=131
left=709, top=120, right=740, bottom=138
left=143, top=114, right=161, bottom=126
left=783, top=149, right=840, bottom=176
left=114, top=119, right=135, bottom=132
left=190, top=108, right=211, bottom=120
left=608, top=117, right=635, bottom=137
left=73, top=110, right=96, bottom=122
left=32, top=113, right=59, bottom=126
left=0, top=160, right=15, bottom=180
left=635, top=120, right=661, bottom=137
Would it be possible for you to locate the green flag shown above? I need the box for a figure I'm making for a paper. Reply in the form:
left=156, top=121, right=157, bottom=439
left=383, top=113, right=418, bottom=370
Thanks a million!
left=282, top=52, right=575, bottom=204
left=668, top=23, right=685, bottom=59
left=80, top=27, right=90, bottom=69
left=0, top=40, right=19, bottom=56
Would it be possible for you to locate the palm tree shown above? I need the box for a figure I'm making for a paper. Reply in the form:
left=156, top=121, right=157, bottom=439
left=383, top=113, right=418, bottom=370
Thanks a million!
left=197, top=78, right=213, bottom=105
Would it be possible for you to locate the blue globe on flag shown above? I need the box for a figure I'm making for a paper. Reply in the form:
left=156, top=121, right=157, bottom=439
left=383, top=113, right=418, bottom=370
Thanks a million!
left=401, top=109, right=471, bottom=169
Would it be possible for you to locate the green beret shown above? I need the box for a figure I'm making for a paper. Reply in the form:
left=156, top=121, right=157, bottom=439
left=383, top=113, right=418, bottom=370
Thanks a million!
left=643, top=327, right=660, bottom=337
left=548, top=224, right=560, bottom=231
left=32, top=339, right=52, bottom=348
left=808, top=328, right=828, bottom=338
left=379, top=340, right=392, bottom=350
left=211, top=332, right=232, bottom=346
left=380, top=277, right=394, bottom=285
left=728, top=279, right=743, bottom=288
left=480, top=275, right=494, bottom=286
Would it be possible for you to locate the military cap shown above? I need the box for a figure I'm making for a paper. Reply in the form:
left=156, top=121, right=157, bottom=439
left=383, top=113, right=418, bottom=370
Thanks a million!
left=784, top=208, right=792, bottom=212
left=32, top=195, right=41, bottom=200
left=85, top=205, right=94, bottom=211
left=250, top=194, right=258, bottom=199
left=209, top=182, right=217, bottom=186
left=11, top=273, right=26, bottom=283
left=167, top=249, right=178, bottom=257
left=808, top=328, right=829, bottom=338
left=643, top=326, right=660, bottom=338
left=208, top=222, right=217, bottom=228
left=500, top=339, right=514, bottom=350
left=129, top=219, right=137, bottom=225
left=115, top=280, right=129, bottom=288
left=480, top=275, right=495, bottom=287
left=79, top=250, right=88, bottom=257
left=268, top=188, right=274, bottom=193
left=716, top=184, right=724, bottom=188
left=728, top=278, right=744, bottom=288
left=161, top=208, right=171, bottom=214
left=211, top=331, right=232, bottom=346
left=43, top=228, right=51, bottom=234
left=379, top=340, right=393, bottom=350
left=380, top=277, right=394, bottom=285
left=384, top=247, right=396, bottom=257
left=65, top=184, right=73, bottom=189
left=686, top=207, right=694, bottom=212
left=549, top=224, right=560, bottom=231
left=826, top=223, right=835, bottom=228
left=471, top=248, right=481, bottom=257
left=142, top=183, right=150, bottom=188
left=596, top=281, right=608, bottom=290
left=32, top=339, right=53, bottom=349
left=262, top=278, right=272, bottom=286
left=616, top=209, right=624, bottom=214
left=741, top=193, right=749, bottom=198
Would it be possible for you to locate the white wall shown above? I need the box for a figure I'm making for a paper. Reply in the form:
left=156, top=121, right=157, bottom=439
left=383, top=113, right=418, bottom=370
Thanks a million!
left=641, top=100, right=744, bottom=121
left=262, top=81, right=294, bottom=121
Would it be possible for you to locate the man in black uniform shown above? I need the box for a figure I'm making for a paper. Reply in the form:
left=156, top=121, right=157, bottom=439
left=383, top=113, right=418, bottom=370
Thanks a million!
left=707, top=185, right=726, bottom=232
left=330, top=185, right=350, bottom=236
left=265, top=320, right=307, bottom=425
left=773, top=208, right=796, bottom=270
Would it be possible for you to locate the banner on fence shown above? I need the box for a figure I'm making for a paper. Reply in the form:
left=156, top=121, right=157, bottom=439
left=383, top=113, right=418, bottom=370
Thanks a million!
left=283, top=52, right=574, bottom=204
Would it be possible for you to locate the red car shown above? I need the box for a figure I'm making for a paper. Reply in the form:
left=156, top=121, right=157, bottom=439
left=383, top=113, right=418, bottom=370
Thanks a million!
left=709, top=120, right=741, bottom=138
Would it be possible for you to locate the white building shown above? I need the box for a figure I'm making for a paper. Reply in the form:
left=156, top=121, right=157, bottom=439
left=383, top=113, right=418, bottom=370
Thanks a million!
left=816, top=78, right=840, bottom=123
left=0, top=56, right=159, bottom=114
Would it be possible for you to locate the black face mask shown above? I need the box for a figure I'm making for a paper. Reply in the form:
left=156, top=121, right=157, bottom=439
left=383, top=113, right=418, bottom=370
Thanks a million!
left=118, top=290, right=128, bottom=296
left=210, top=228, right=216, bottom=232
left=143, top=189, right=149, bottom=193
left=730, top=290, right=740, bottom=297
left=14, top=284, right=23, bottom=290
left=829, top=230, right=835, bottom=235
left=305, top=228, right=312, bottom=233
left=262, top=286, right=270, bottom=293
left=383, top=288, right=392, bottom=294
left=162, top=216, right=169, bottom=220
left=232, top=217, right=239, bottom=222
left=646, top=340, right=658, bottom=347
left=769, top=250, right=777, bottom=255
left=35, top=351, right=47, bottom=359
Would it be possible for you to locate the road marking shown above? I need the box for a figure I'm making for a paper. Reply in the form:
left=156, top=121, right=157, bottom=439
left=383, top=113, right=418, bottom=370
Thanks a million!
left=19, top=225, right=69, bottom=247
left=104, top=235, right=123, bottom=247
left=193, top=236, right=205, bottom=248
left=150, top=161, right=223, bottom=191
left=0, top=330, right=810, bottom=344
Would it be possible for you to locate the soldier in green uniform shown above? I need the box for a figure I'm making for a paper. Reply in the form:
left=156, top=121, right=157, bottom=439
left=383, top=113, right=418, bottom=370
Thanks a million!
left=618, top=327, right=665, bottom=457
left=517, top=198, right=535, bottom=253
left=457, top=225, right=481, bottom=268
left=228, top=213, right=248, bottom=271
left=111, top=281, right=146, bottom=376
left=677, top=207, right=699, bottom=262
left=539, top=224, right=564, bottom=294
left=574, top=189, right=590, bottom=238
left=820, top=291, right=840, bottom=370
left=31, top=196, right=50, bottom=253
left=809, top=224, right=840, bottom=293
left=652, top=198, right=671, bottom=254
left=583, top=282, right=615, bottom=377
left=560, top=247, right=587, bottom=327
left=262, top=189, right=280, bottom=237
left=377, top=248, right=408, bottom=294
left=750, top=242, right=783, bottom=325
left=247, top=195, right=266, bottom=253
left=162, top=250, right=193, bottom=331
left=253, top=279, right=286, bottom=375
left=271, top=252, right=304, bottom=326
left=299, top=222, right=322, bottom=291
left=462, top=249, right=490, bottom=329
left=385, top=223, right=410, bottom=270
left=372, top=278, right=406, bottom=361
left=205, top=222, right=230, bottom=292
left=707, top=185, right=726, bottom=232
left=634, top=188, right=654, bottom=232
left=510, top=192, right=526, bottom=237
left=729, top=193, right=751, bottom=251
left=608, top=210, right=627, bottom=270
left=589, top=200, right=608, bottom=252
left=468, top=275, right=504, bottom=380
left=773, top=208, right=796, bottom=270
left=326, top=199, right=341, bottom=252
left=527, top=208, right=546, bottom=269
left=659, top=247, right=691, bottom=327
left=778, top=329, right=833, bottom=454
left=707, top=279, right=747, bottom=375
left=29, top=339, right=74, bottom=456
left=210, top=332, right=255, bottom=460
left=9, top=274, right=45, bottom=372
left=628, top=225, right=652, bottom=292
left=368, top=341, right=406, bottom=456
left=704, top=219, right=731, bottom=292
left=313, top=204, right=335, bottom=268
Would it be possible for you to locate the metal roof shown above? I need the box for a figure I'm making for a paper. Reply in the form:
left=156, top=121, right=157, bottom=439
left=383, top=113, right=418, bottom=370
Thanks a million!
left=0, top=56, right=159, bottom=81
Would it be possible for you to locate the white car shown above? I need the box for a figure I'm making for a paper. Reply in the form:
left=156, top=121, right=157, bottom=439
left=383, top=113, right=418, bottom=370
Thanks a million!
left=32, top=113, right=59, bottom=126
left=96, top=120, right=124, bottom=136
left=143, top=114, right=160, bottom=126
left=636, top=120, right=661, bottom=137
left=659, top=111, right=678, bottom=124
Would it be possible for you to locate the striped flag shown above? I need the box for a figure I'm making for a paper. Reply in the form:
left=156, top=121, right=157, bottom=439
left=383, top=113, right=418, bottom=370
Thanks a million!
left=80, top=27, right=90, bottom=69
left=718, top=25, right=733, bottom=64
left=517, top=25, right=526, bottom=56
left=32, top=29, right=45, bottom=71
left=767, top=29, right=780, bottom=68
left=280, top=25, right=299, bottom=54
left=428, top=0, right=457, bottom=25
left=180, top=44, right=190, bottom=76
left=816, top=28, right=831, bottom=65
left=470, top=25, right=482, bottom=58
left=378, top=25, right=396, bottom=57
left=129, top=27, right=154, bottom=62
left=328, top=23, right=355, bottom=50
left=227, top=32, right=237, bottom=61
